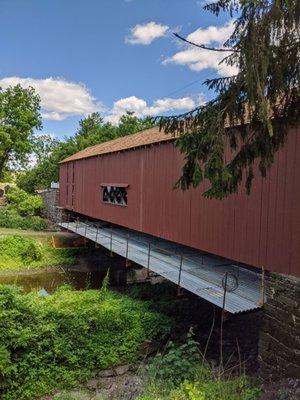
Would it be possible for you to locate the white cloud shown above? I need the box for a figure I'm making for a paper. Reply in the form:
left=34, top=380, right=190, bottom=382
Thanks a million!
left=0, top=76, right=104, bottom=120
left=163, top=20, right=238, bottom=77
left=186, top=20, right=234, bottom=45
left=105, top=94, right=204, bottom=124
left=126, top=21, right=169, bottom=45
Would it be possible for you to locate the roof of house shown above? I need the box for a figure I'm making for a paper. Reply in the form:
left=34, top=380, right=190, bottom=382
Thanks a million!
left=60, top=126, right=175, bottom=163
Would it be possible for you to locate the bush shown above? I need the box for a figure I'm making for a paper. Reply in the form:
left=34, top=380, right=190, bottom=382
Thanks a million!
left=0, top=208, right=47, bottom=230
left=0, top=285, right=171, bottom=400
left=0, top=235, right=42, bottom=262
left=146, top=331, right=203, bottom=385
left=0, top=235, right=76, bottom=271
left=6, top=186, right=43, bottom=216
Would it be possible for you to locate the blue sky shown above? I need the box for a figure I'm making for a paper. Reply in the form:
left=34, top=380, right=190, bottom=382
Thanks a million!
left=0, top=0, right=235, bottom=139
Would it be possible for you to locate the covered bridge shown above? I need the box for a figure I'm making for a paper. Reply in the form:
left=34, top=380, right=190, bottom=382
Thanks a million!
left=58, top=125, right=300, bottom=313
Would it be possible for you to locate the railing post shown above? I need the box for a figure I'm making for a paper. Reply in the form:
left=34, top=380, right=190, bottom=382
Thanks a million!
left=260, top=265, right=265, bottom=306
left=84, top=220, right=88, bottom=236
left=95, top=224, right=99, bottom=248
left=110, top=227, right=113, bottom=257
left=177, top=255, right=184, bottom=296
left=220, top=272, right=228, bottom=375
left=125, top=234, right=129, bottom=267
left=67, top=213, right=70, bottom=229
left=76, top=217, right=79, bottom=232
left=146, top=243, right=151, bottom=279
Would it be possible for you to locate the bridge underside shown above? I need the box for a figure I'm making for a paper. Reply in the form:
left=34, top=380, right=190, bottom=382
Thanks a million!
left=58, top=218, right=264, bottom=314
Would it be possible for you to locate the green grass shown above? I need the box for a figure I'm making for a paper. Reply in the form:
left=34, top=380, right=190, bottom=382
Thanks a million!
left=0, top=284, right=171, bottom=400
left=0, top=234, right=77, bottom=272
left=138, top=377, right=261, bottom=400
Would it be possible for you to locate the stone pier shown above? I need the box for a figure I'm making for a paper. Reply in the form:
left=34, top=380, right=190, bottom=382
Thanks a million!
left=259, top=273, right=300, bottom=380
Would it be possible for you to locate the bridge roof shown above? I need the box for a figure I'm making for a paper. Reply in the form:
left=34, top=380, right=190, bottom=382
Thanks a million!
left=60, top=126, right=175, bottom=163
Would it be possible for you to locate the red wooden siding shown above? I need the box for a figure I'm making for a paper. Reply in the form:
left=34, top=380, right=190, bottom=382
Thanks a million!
left=59, top=127, right=300, bottom=277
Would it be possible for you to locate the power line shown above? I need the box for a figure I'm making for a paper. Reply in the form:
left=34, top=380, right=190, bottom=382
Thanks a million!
left=164, top=77, right=204, bottom=97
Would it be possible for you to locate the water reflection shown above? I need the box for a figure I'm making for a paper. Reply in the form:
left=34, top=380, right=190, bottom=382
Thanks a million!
left=0, top=266, right=124, bottom=293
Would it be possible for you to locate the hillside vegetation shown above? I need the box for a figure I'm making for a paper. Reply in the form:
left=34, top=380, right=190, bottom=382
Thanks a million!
left=0, top=284, right=170, bottom=400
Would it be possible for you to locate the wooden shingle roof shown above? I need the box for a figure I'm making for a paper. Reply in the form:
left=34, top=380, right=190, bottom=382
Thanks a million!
left=60, top=126, right=175, bottom=163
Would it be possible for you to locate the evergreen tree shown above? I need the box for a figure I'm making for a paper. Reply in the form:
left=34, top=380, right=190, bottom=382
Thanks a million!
left=158, top=0, right=300, bottom=198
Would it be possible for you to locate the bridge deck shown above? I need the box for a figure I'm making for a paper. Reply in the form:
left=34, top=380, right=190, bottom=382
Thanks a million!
left=59, top=220, right=264, bottom=314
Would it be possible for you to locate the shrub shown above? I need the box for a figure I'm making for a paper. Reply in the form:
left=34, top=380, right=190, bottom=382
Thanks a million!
left=0, top=285, right=171, bottom=400
left=146, top=331, right=203, bottom=385
left=0, top=208, right=47, bottom=230
left=0, top=235, right=42, bottom=262
left=6, top=186, right=43, bottom=216
left=0, top=235, right=76, bottom=271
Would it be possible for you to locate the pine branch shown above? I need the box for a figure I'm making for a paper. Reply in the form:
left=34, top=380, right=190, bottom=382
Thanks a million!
left=173, top=32, right=239, bottom=52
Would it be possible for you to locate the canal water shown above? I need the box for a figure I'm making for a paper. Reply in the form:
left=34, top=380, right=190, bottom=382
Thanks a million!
left=0, top=233, right=131, bottom=293
left=0, top=267, right=111, bottom=293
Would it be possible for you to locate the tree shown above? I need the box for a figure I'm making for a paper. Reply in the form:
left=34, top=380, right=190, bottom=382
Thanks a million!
left=32, top=134, right=59, bottom=164
left=116, top=112, right=155, bottom=137
left=0, top=84, right=42, bottom=179
left=17, top=112, right=155, bottom=192
left=158, top=0, right=299, bottom=199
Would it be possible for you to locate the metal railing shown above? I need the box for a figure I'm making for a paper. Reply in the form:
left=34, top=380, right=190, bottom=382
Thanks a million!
left=59, top=215, right=264, bottom=305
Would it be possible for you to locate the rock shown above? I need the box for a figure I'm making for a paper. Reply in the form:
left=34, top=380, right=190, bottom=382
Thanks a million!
left=115, top=364, right=130, bottom=375
left=97, top=368, right=116, bottom=378
left=86, top=378, right=99, bottom=390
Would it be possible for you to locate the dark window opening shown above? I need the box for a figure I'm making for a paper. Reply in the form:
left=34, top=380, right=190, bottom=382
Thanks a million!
left=102, top=186, right=128, bottom=206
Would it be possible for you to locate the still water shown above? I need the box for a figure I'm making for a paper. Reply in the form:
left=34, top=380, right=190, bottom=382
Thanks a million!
left=0, top=266, right=125, bottom=293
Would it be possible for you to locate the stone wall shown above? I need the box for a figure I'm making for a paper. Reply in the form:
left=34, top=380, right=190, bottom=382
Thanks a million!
left=259, top=272, right=300, bottom=380
left=38, top=188, right=65, bottom=223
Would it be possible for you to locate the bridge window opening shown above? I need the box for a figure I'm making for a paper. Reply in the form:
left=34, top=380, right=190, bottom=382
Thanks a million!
left=102, top=185, right=128, bottom=206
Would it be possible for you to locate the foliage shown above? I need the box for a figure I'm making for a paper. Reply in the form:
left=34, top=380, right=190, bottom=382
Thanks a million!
left=0, top=84, right=42, bottom=179
left=0, top=208, right=47, bottom=230
left=138, top=335, right=261, bottom=400
left=146, top=331, right=203, bottom=385
left=167, top=377, right=261, bottom=400
left=0, top=186, right=46, bottom=230
left=31, top=133, right=59, bottom=163
left=0, top=235, right=76, bottom=271
left=1, top=170, right=14, bottom=183
left=158, top=0, right=300, bottom=198
left=6, top=186, right=43, bottom=216
left=0, top=284, right=171, bottom=400
left=17, top=112, right=155, bottom=192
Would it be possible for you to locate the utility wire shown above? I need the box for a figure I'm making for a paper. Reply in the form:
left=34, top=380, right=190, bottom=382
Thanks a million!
left=163, top=77, right=205, bottom=97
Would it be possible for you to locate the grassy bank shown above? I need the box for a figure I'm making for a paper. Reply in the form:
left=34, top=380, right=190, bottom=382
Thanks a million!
left=0, top=234, right=77, bottom=272
left=0, top=284, right=170, bottom=400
